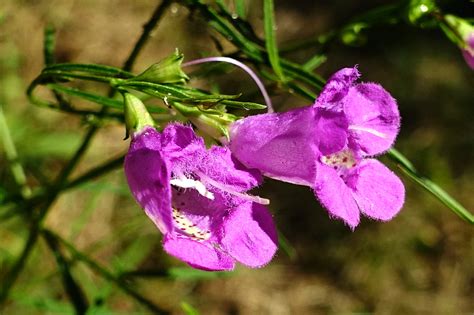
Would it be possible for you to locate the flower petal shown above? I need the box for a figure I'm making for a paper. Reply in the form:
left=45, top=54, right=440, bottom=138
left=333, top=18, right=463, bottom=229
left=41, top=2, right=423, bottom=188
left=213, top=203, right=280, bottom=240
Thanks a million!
left=314, top=67, right=360, bottom=109
left=124, top=127, right=173, bottom=233
left=163, top=235, right=235, bottom=271
left=200, top=145, right=262, bottom=192
left=171, top=188, right=228, bottom=234
left=462, top=35, right=474, bottom=69
left=220, top=203, right=278, bottom=268
left=313, top=163, right=360, bottom=229
left=344, top=83, right=400, bottom=156
left=229, top=107, right=319, bottom=186
left=314, top=107, right=349, bottom=155
left=346, top=159, right=405, bottom=221
left=161, top=123, right=205, bottom=163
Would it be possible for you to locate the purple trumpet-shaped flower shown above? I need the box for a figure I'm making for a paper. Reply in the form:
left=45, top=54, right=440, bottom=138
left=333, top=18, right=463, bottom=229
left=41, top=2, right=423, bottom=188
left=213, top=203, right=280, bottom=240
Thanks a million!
left=229, top=67, right=405, bottom=229
left=125, top=123, right=278, bottom=271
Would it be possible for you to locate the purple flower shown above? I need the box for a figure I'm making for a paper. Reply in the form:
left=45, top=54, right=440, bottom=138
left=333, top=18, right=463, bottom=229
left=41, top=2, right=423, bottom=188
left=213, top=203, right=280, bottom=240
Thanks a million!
left=229, top=67, right=405, bottom=229
left=124, top=123, right=278, bottom=271
left=461, top=33, right=474, bottom=69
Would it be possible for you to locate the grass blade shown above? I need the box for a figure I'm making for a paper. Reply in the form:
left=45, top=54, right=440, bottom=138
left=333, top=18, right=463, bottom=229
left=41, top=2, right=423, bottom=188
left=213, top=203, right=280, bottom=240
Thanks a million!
left=48, top=84, right=167, bottom=114
left=388, top=149, right=474, bottom=224
left=263, top=0, right=284, bottom=81
left=43, top=231, right=89, bottom=315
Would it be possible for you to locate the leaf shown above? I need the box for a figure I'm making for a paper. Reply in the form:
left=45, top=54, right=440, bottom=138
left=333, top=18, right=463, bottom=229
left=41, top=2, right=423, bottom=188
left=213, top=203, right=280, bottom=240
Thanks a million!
left=168, top=267, right=230, bottom=280
left=111, top=236, right=156, bottom=272
left=43, top=25, right=56, bottom=66
left=43, top=231, right=89, bottom=314
left=278, top=230, right=297, bottom=260
left=303, top=54, right=327, bottom=71
left=48, top=84, right=167, bottom=113
left=44, top=63, right=134, bottom=78
left=235, top=0, right=247, bottom=19
left=219, top=99, right=267, bottom=110
left=181, top=301, right=201, bottom=315
left=388, top=149, right=474, bottom=224
left=263, top=0, right=284, bottom=81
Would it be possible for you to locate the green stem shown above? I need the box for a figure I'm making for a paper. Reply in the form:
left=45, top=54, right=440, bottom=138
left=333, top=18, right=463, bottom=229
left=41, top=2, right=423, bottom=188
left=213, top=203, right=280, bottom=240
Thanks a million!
left=0, top=225, right=38, bottom=305
left=64, top=155, right=125, bottom=191
left=0, top=106, right=31, bottom=198
left=43, top=232, right=89, bottom=315
left=43, top=229, right=169, bottom=314
left=123, top=0, right=172, bottom=72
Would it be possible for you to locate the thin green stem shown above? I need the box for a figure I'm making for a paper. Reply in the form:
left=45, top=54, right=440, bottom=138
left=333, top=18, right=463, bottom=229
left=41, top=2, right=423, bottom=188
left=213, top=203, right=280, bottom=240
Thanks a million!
left=43, top=229, right=169, bottom=314
left=123, top=0, right=172, bottom=72
left=0, top=225, right=38, bottom=305
left=0, top=106, right=31, bottom=198
left=65, top=155, right=125, bottom=191
left=43, top=232, right=89, bottom=315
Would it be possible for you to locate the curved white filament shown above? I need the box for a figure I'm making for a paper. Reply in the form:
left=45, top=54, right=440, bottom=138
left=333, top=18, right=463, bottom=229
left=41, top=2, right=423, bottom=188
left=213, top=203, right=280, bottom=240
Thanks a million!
left=183, top=56, right=274, bottom=113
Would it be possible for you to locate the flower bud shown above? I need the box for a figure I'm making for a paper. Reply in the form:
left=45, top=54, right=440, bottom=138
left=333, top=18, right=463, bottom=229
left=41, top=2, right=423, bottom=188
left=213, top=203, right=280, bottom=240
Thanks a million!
left=172, top=102, right=236, bottom=140
left=444, top=15, right=474, bottom=69
left=132, top=50, right=189, bottom=84
left=123, top=93, right=155, bottom=138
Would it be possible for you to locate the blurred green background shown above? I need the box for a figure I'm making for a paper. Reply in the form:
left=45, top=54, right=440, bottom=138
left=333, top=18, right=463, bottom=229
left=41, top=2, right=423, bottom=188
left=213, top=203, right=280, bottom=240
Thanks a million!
left=0, top=0, right=473, bottom=314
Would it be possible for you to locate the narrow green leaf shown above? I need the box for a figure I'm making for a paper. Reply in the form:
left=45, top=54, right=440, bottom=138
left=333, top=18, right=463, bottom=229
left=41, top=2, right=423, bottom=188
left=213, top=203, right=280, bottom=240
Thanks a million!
left=235, top=0, right=247, bottom=18
left=219, top=99, right=267, bottom=110
left=181, top=302, right=200, bottom=315
left=48, top=84, right=166, bottom=114
left=0, top=106, right=31, bottom=198
left=168, top=267, right=230, bottom=280
left=44, top=63, right=134, bottom=78
left=278, top=230, right=297, bottom=260
left=43, top=25, right=56, bottom=66
left=263, top=0, right=284, bottom=80
left=303, top=54, right=327, bottom=71
left=43, top=231, right=89, bottom=314
left=388, top=149, right=474, bottom=224
left=48, top=84, right=123, bottom=108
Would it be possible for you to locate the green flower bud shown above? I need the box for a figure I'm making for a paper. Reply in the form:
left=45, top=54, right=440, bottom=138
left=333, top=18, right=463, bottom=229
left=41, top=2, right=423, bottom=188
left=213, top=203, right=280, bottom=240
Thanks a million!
left=172, top=102, right=236, bottom=140
left=123, top=93, right=155, bottom=138
left=444, top=15, right=474, bottom=46
left=132, top=50, right=189, bottom=84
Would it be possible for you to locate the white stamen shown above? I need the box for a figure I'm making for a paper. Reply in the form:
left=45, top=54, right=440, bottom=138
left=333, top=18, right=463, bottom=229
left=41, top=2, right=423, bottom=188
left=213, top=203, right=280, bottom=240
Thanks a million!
left=170, top=176, right=215, bottom=200
left=348, top=125, right=387, bottom=138
left=196, top=172, right=270, bottom=205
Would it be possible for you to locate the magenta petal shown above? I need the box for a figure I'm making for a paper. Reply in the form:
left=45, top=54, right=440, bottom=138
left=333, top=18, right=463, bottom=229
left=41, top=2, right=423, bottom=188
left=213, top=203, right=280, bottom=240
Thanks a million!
left=202, top=146, right=262, bottom=192
left=161, top=123, right=205, bottom=162
left=315, top=107, right=349, bottom=155
left=314, top=67, right=360, bottom=108
left=344, top=83, right=400, bottom=156
left=347, top=159, right=405, bottom=221
left=221, top=203, right=278, bottom=268
left=462, top=34, right=474, bottom=69
left=124, top=127, right=173, bottom=233
left=462, top=49, right=474, bottom=69
left=163, top=235, right=235, bottom=271
left=313, top=163, right=360, bottom=229
left=229, top=106, right=319, bottom=186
